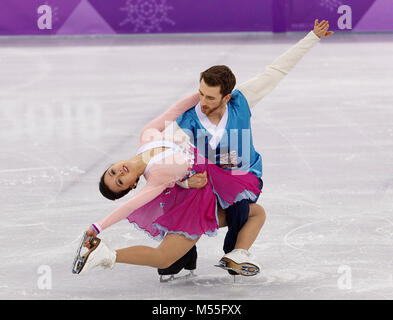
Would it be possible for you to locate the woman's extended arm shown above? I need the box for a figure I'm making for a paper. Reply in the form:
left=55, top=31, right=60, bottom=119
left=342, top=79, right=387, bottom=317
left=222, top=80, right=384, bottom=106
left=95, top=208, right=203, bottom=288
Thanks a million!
left=138, top=93, right=199, bottom=148
left=91, top=169, right=177, bottom=234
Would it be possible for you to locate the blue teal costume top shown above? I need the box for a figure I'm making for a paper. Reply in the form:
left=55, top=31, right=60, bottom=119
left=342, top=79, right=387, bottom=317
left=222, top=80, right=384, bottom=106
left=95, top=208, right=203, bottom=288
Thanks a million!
left=176, top=90, right=262, bottom=178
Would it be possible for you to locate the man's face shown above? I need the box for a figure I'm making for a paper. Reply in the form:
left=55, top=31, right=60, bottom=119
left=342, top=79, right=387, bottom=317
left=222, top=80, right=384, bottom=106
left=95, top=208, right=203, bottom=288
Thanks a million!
left=199, top=78, right=226, bottom=116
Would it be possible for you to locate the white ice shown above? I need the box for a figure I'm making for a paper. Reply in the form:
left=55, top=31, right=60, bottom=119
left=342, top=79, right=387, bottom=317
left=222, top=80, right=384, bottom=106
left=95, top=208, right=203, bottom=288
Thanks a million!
left=0, top=32, right=392, bottom=300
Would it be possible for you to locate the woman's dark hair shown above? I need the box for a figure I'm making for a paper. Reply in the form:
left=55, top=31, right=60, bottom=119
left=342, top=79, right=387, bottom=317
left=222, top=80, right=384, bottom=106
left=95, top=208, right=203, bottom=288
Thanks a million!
left=99, top=169, right=139, bottom=201
left=200, top=65, right=236, bottom=97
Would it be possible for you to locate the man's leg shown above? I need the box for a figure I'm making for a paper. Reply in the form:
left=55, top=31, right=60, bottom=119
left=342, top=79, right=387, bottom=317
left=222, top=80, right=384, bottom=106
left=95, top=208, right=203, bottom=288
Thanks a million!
left=157, top=245, right=197, bottom=276
left=222, top=199, right=250, bottom=254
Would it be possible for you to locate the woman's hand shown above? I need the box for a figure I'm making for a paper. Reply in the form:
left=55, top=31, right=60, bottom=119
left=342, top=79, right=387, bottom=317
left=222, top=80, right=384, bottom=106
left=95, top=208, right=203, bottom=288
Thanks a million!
left=313, top=19, right=334, bottom=38
left=187, top=171, right=208, bottom=189
left=83, top=226, right=97, bottom=249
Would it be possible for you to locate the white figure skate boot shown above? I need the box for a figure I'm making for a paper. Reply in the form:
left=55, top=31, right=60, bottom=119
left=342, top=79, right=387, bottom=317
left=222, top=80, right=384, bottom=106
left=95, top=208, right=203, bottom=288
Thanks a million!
left=215, top=249, right=260, bottom=276
left=77, top=238, right=116, bottom=275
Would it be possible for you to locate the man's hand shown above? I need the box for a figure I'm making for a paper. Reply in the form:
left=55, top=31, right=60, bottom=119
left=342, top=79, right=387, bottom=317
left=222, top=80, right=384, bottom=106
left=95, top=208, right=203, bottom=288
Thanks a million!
left=187, top=171, right=208, bottom=189
left=313, top=19, right=334, bottom=38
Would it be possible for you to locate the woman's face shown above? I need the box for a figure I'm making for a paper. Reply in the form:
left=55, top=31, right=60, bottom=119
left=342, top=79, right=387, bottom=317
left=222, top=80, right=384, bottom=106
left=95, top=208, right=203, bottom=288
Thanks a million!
left=103, top=160, right=137, bottom=193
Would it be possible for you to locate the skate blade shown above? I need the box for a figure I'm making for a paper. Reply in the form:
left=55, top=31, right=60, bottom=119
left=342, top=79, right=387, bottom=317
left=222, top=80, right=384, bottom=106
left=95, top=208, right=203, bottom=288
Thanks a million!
left=214, top=258, right=260, bottom=276
left=72, top=234, right=101, bottom=274
left=160, top=270, right=196, bottom=283
left=71, top=232, right=88, bottom=274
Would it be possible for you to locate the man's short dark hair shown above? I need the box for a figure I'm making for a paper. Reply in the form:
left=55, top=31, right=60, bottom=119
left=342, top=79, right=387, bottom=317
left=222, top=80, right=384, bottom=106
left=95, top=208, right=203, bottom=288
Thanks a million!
left=99, top=169, right=139, bottom=201
left=200, top=65, right=236, bottom=97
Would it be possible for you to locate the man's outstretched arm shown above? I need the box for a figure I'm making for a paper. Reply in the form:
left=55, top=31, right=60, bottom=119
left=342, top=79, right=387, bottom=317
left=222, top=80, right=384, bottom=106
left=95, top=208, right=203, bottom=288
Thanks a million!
left=237, top=19, right=333, bottom=109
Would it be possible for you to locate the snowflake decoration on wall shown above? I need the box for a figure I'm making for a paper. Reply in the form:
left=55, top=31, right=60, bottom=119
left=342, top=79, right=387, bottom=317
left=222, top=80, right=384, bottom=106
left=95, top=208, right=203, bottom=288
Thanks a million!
left=119, top=0, right=175, bottom=33
left=319, top=0, right=343, bottom=12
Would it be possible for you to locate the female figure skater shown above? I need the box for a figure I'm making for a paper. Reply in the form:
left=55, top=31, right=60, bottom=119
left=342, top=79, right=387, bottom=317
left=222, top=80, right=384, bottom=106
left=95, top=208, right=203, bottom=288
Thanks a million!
left=76, top=94, right=263, bottom=276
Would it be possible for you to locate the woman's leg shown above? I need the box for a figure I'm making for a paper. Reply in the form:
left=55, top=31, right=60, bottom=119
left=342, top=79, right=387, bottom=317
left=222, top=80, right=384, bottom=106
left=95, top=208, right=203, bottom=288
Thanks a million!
left=234, top=203, right=266, bottom=250
left=217, top=205, right=228, bottom=228
left=115, top=233, right=199, bottom=269
left=217, top=203, right=266, bottom=251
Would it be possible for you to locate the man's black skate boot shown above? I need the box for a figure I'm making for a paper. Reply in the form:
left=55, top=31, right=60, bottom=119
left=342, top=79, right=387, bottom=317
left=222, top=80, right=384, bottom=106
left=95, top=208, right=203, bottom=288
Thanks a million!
left=157, top=245, right=197, bottom=277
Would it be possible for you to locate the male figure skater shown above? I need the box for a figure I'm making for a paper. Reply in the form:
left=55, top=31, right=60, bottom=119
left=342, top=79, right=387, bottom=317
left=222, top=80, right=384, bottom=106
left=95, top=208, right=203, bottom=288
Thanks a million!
left=159, top=19, right=333, bottom=276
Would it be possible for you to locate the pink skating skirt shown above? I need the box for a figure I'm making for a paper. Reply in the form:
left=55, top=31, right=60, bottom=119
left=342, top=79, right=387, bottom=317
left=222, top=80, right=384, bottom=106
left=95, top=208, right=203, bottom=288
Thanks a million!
left=127, top=146, right=261, bottom=241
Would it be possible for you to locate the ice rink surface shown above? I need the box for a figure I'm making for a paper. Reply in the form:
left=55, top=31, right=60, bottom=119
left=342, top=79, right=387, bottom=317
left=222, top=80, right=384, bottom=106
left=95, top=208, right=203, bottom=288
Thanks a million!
left=0, top=31, right=392, bottom=300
